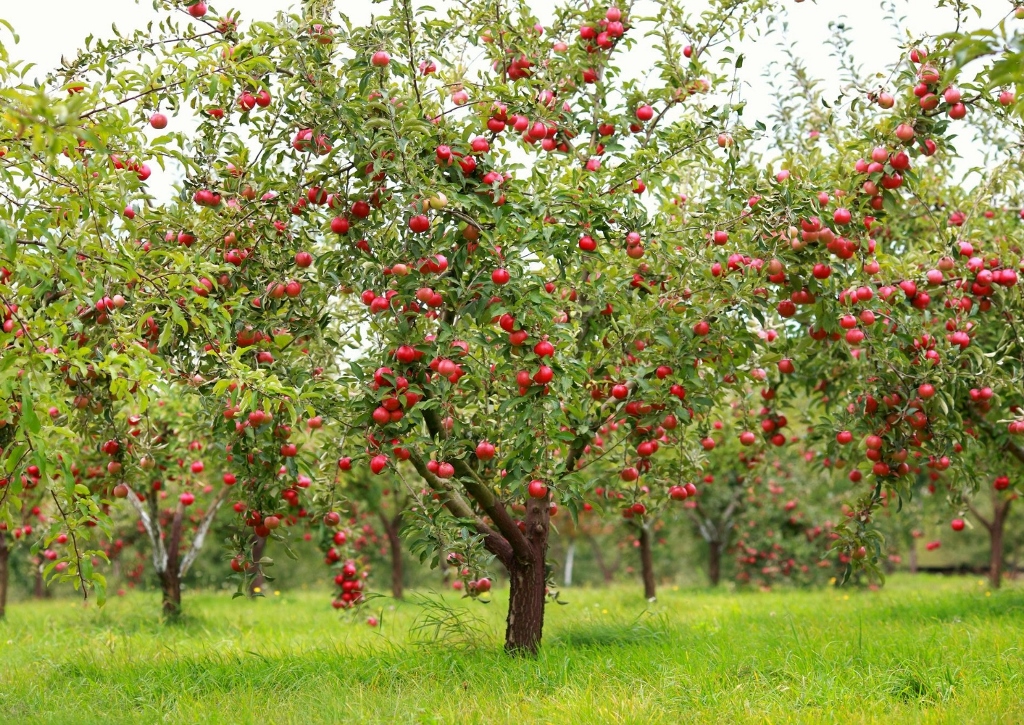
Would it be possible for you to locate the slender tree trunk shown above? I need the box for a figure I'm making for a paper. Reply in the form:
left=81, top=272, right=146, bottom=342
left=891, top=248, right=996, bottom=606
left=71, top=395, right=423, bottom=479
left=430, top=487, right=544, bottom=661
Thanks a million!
left=563, top=540, right=575, bottom=588
left=587, top=534, right=616, bottom=584
left=504, top=497, right=549, bottom=656
left=637, top=525, right=656, bottom=601
left=908, top=536, right=918, bottom=574
left=989, top=501, right=1009, bottom=589
left=162, top=505, right=185, bottom=620
left=33, top=563, right=47, bottom=599
left=989, top=522, right=1004, bottom=589
left=0, top=537, right=9, bottom=621
left=708, top=539, right=722, bottom=586
left=249, top=535, right=266, bottom=594
left=383, top=515, right=404, bottom=599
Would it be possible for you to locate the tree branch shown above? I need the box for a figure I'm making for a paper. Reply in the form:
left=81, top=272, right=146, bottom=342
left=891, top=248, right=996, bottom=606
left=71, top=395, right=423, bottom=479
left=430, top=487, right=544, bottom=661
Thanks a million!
left=419, top=402, right=533, bottom=563
left=179, top=486, right=230, bottom=578
left=407, top=450, right=514, bottom=567
left=125, top=486, right=168, bottom=573
left=966, top=500, right=992, bottom=532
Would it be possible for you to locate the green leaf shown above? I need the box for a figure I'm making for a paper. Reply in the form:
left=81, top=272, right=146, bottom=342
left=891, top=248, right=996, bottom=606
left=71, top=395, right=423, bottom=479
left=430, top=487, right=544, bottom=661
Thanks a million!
left=20, top=379, right=40, bottom=434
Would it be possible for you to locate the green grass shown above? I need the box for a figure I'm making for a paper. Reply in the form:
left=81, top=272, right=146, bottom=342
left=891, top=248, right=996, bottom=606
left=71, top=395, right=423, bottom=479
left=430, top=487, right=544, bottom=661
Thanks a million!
left=1, top=575, right=1022, bottom=724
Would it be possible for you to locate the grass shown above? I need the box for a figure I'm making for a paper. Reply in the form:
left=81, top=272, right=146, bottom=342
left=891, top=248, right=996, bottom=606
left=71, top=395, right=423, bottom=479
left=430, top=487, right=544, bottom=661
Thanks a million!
left=1, top=575, right=1022, bottom=724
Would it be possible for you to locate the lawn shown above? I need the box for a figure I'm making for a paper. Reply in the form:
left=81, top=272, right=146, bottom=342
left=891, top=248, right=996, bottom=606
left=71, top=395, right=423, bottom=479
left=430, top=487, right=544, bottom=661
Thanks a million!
left=1, top=575, right=1022, bottom=724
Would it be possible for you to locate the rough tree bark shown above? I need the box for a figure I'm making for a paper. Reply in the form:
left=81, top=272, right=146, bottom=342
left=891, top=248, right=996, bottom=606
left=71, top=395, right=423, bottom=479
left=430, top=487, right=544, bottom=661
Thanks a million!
left=0, top=536, right=9, bottom=621
left=708, top=539, right=723, bottom=586
left=637, top=524, right=656, bottom=601
left=380, top=513, right=404, bottom=599
left=505, top=496, right=550, bottom=655
left=968, top=490, right=1013, bottom=589
left=161, top=505, right=185, bottom=619
left=248, top=535, right=266, bottom=594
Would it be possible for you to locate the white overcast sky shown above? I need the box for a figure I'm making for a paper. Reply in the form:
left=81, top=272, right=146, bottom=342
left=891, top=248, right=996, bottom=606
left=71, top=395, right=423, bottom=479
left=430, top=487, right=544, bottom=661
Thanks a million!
left=0, top=0, right=1009, bottom=187
left=2, top=0, right=1008, bottom=94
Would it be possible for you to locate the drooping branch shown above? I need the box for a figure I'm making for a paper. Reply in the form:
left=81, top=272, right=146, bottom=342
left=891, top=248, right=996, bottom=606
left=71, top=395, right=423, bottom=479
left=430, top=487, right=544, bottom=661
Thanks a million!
left=179, top=486, right=230, bottom=578
left=973, top=416, right=1024, bottom=466
left=407, top=450, right=514, bottom=566
left=125, top=486, right=168, bottom=573
left=419, top=402, right=533, bottom=563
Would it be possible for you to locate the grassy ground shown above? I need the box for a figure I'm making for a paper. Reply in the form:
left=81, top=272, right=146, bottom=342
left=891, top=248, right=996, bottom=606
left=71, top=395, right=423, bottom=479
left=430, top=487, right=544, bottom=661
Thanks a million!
left=1, top=575, right=1022, bottom=724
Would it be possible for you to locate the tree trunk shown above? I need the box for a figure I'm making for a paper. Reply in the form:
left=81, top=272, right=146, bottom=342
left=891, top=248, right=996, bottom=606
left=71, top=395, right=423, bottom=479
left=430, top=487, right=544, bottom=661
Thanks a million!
left=587, top=534, right=616, bottom=584
left=908, top=536, right=918, bottom=574
left=159, top=568, right=182, bottom=618
left=638, top=525, right=656, bottom=601
left=0, top=537, right=9, bottom=621
left=249, top=535, right=266, bottom=594
left=708, top=539, right=722, bottom=586
left=504, top=496, right=549, bottom=656
left=384, top=515, right=404, bottom=599
left=33, top=563, right=47, bottom=599
left=989, top=501, right=1010, bottom=589
left=563, top=540, right=575, bottom=588
left=162, top=505, right=185, bottom=620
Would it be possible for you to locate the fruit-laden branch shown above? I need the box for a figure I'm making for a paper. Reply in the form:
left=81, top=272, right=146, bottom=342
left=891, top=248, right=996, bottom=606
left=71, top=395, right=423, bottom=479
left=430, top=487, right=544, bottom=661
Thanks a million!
left=407, top=450, right=515, bottom=567
left=49, top=490, right=89, bottom=600
left=178, top=486, right=230, bottom=578
left=973, top=416, right=1024, bottom=466
left=125, top=486, right=168, bottom=573
left=563, top=381, right=636, bottom=477
left=418, top=402, right=534, bottom=564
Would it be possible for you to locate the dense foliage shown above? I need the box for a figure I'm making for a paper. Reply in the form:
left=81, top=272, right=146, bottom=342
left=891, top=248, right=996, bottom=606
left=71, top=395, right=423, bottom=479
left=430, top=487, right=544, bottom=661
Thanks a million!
left=0, top=0, right=1022, bottom=653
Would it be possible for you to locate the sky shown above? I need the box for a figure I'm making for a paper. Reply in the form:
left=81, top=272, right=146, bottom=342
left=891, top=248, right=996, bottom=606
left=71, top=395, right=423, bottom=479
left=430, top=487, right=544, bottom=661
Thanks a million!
left=0, top=0, right=1010, bottom=192
left=2, top=0, right=1009, bottom=94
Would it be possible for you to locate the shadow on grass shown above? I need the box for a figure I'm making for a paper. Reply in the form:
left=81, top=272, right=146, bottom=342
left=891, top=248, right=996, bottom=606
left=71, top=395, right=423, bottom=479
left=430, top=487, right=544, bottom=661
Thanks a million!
left=549, top=610, right=671, bottom=649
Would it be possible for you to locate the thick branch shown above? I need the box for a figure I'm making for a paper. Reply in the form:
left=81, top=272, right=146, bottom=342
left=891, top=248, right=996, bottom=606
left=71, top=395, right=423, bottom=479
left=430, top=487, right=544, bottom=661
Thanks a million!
left=420, top=404, right=533, bottom=563
left=179, top=486, right=230, bottom=578
left=126, top=486, right=168, bottom=573
left=966, top=500, right=992, bottom=532
left=407, top=450, right=514, bottom=567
